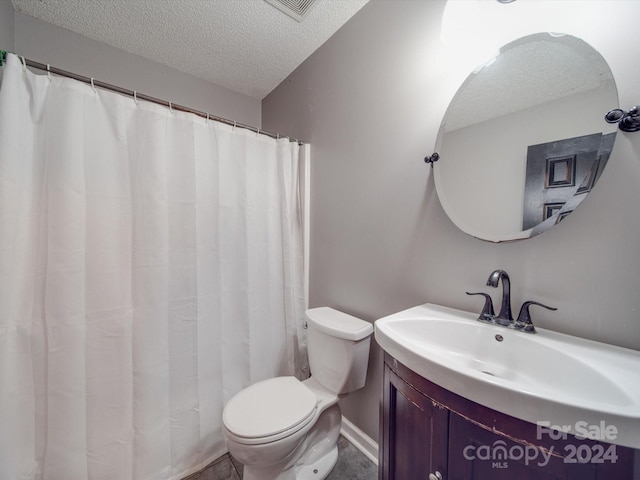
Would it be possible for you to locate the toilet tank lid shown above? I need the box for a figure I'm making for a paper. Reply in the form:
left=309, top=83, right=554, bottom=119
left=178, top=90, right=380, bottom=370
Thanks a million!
left=305, top=307, right=373, bottom=341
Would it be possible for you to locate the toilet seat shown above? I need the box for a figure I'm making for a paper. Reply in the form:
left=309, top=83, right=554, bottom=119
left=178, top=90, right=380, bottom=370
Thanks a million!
left=223, top=376, right=318, bottom=444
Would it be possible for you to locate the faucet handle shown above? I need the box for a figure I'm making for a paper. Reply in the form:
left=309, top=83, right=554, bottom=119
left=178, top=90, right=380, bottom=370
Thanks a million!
left=466, top=292, right=495, bottom=321
left=516, top=301, right=557, bottom=333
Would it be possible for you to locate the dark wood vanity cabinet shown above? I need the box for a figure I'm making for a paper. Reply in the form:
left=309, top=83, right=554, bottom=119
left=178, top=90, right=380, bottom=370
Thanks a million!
left=381, top=362, right=449, bottom=479
left=380, top=353, right=634, bottom=480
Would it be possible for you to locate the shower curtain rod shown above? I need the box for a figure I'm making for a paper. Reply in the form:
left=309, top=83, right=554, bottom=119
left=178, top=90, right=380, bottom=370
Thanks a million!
left=0, top=51, right=303, bottom=145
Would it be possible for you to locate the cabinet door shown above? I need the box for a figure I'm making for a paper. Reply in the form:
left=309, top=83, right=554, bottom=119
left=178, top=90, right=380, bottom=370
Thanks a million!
left=449, top=412, right=603, bottom=480
left=380, top=365, right=448, bottom=480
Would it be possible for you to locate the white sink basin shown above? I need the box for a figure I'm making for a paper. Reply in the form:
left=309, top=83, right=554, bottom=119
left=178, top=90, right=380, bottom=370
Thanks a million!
left=375, top=303, right=640, bottom=449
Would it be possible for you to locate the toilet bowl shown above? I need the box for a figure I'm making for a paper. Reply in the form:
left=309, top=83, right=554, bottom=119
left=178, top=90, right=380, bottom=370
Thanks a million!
left=222, top=307, right=373, bottom=480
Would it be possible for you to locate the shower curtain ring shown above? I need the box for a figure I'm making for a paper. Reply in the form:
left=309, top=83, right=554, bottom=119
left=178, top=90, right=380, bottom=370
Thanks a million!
left=133, top=91, right=138, bottom=104
left=206, top=112, right=210, bottom=124
left=233, top=121, right=237, bottom=131
left=256, top=128, right=260, bottom=137
left=46, top=64, right=51, bottom=81
left=90, top=78, right=97, bottom=94
left=20, top=56, right=26, bottom=72
left=169, top=101, right=173, bottom=113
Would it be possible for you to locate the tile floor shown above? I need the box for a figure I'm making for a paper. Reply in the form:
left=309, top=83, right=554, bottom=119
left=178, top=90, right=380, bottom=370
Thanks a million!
left=185, top=435, right=377, bottom=480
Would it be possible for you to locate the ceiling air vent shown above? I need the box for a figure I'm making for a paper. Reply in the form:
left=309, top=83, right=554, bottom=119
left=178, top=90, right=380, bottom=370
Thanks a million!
left=264, top=0, right=319, bottom=22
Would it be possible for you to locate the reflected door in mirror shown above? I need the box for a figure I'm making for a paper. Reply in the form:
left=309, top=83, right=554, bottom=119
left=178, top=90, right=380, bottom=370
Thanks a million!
left=523, top=133, right=613, bottom=230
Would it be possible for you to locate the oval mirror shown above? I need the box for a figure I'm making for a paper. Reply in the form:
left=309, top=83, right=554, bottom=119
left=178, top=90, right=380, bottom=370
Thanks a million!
left=433, top=32, right=618, bottom=242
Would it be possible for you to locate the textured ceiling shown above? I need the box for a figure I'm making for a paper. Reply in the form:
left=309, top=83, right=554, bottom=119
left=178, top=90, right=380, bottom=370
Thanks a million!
left=10, top=0, right=368, bottom=99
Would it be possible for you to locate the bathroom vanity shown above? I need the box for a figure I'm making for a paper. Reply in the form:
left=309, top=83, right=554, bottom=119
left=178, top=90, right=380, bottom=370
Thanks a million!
left=374, top=302, right=640, bottom=480
left=380, top=351, right=634, bottom=480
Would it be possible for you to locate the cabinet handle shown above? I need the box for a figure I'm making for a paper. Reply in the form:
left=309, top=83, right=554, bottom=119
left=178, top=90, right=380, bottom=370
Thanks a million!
left=428, top=472, right=443, bottom=480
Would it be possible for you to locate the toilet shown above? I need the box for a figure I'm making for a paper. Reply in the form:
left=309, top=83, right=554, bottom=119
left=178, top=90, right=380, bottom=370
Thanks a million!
left=222, top=307, right=373, bottom=480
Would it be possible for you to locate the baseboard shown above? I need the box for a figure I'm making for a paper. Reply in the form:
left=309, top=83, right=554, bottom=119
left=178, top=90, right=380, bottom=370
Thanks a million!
left=340, top=416, right=379, bottom=466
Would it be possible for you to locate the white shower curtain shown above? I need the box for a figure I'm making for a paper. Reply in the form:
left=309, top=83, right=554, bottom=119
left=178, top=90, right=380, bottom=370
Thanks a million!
left=0, top=53, right=307, bottom=480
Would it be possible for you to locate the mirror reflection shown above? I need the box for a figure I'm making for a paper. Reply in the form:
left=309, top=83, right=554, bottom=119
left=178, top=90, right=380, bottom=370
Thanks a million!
left=433, top=32, right=618, bottom=242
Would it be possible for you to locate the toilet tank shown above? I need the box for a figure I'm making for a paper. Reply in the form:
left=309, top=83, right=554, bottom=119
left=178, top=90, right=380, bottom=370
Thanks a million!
left=306, top=307, right=373, bottom=395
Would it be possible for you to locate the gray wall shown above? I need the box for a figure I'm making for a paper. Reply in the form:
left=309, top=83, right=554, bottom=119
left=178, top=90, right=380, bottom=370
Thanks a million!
left=263, top=0, right=640, bottom=442
left=0, top=0, right=14, bottom=52
left=5, top=8, right=260, bottom=127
